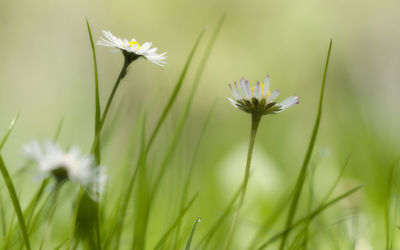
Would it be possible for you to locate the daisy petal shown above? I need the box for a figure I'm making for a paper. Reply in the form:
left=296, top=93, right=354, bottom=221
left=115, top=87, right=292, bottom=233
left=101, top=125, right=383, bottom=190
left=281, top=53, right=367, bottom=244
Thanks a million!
left=255, top=81, right=262, bottom=99
left=263, top=75, right=270, bottom=96
left=277, top=96, right=299, bottom=111
left=229, top=83, right=242, bottom=100
left=267, top=89, right=280, bottom=102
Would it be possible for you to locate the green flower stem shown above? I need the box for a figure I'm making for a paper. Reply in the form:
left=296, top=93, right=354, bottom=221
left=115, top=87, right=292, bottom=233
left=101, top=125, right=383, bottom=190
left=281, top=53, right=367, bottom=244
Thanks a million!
left=99, top=59, right=130, bottom=131
left=72, top=57, right=132, bottom=248
left=225, top=113, right=262, bottom=250
left=90, top=57, right=132, bottom=154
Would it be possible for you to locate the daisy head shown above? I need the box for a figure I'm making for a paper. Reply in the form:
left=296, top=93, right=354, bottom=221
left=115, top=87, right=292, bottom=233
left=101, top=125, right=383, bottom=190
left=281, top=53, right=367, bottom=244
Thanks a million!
left=23, top=140, right=107, bottom=200
left=228, top=75, right=299, bottom=116
left=97, top=30, right=167, bottom=66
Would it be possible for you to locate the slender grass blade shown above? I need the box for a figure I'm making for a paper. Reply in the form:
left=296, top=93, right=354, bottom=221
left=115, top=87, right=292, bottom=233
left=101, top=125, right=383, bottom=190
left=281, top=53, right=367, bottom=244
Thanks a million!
left=185, top=217, right=201, bottom=250
left=0, top=155, right=31, bottom=250
left=279, top=39, right=333, bottom=249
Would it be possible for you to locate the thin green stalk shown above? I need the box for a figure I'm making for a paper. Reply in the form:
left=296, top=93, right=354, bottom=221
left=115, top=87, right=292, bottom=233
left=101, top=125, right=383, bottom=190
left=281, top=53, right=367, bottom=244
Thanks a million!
left=247, top=190, right=294, bottom=249
left=279, top=39, right=332, bottom=249
left=90, top=54, right=130, bottom=157
left=132, top=116, right=149, bottom=250
left=140, top=28, right=202, bottom=146
left=0, top=155, right=31, bottom=250
left=150, top=15, right=225, bottom=202
left=53, top=117, right=64, bottom=141
left=197, top=186, right=241, bottom=249
left=321, top=155, right=350, bottom=204
left=38, top=185, right=61, bottom=250
left=225, top=113, right=262, bottom=250
left=99, top=60, right=129, bottom=132
left=185, top=217, right=201, bottom=250
left=86, top=19, right=101, bottom=163
left=0, top=113, right=19, bottom=151
left=73, top=21, right=103, bottom=250
left=111, top=30, right=205, bottom=247
left=25, top=179, right=50, bottom=229
left=66, top=189, right=84, bottom=250
left=103, top=112, right=146, bottom=250
left=24, top=121, right=63, bottom=233
left=3, top=209, right=16, bottom=249
left=148, top=14, right=224, bottom=244
left=0, top=193, right=6, bottom=236
left=385, top=160, right=399, bottom=250
left=258, top=185, right=362, bottom=249
left=173, top=105, right=215, bottom=249
left=153, top=194, right=198, bottom=249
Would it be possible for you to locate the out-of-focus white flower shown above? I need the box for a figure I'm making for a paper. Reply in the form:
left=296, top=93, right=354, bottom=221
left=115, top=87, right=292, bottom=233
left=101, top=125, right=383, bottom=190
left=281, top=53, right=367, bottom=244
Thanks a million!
left=23, top=140, right=106, bottom=200
left=97, top=30, right=167, bottom=66
left=228, top=75, right=299, bottom=115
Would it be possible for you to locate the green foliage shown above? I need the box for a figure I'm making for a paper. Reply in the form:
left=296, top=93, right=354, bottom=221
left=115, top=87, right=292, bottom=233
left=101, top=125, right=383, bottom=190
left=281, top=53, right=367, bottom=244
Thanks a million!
left=1, top=9, right=397, bottom=250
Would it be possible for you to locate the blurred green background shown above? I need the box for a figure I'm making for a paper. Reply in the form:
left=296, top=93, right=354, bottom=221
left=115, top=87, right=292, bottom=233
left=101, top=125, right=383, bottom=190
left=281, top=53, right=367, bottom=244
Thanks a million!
left=1, top=0, right=400, bottom=248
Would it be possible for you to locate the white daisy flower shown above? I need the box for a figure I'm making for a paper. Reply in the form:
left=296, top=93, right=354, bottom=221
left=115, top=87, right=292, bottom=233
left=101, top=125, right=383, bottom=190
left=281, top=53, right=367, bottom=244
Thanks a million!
left=23, top=140, right=107, bottom=200
left=97, top=30, right=167, bottom=66
left=228, top=75, right=299, bottom=115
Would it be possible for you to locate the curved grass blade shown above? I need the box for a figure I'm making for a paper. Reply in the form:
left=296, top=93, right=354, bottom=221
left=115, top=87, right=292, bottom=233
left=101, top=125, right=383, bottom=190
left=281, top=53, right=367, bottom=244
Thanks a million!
left=150, top=14, right=225, bottom=201
left=173, top=105, right=215, bottom=249
left=86, top=18, right=101, bottom=163
left=144, top=29, right=205, bottom=154
left=0, top=113, right=19, bottom=151
left=0, top=155, right=31, bottom=250
left=153, top=194, right=198, bottom=249
left=66, top=188, right=84, bottom=250
left=196, top=187, right=241, bottom=249
left=147, top=15, right=224, bottom=247
left=185, top=217, right=201, bottom=250
left=247, top=191, right=294, bottom=249
left=0, top=114, right=19, bottom=239
left=279, top=39, right=333, bottom=249
left=102, top=112, right=146, bottom=250
left=301, top=155, right=350, bottom=249
left=111, top=29, right=205, bottom=247
left=132, top=116, right=150, bottom=250
left=25, top=178, right=50, bottom=229
left=53, top=117, right=64, bottom=142
left=2, top=209, right=16, bottom=249
left=38, top=191, right=60, bottom=250
left=72, top=20, right=102, bottom=250
left=25, top=118, right=63, bottom=232
left=0, top=193, right=6, bottom=236
left=258, top=185, right=362, bottom=249
left=385, top=160, right=399, bottom=250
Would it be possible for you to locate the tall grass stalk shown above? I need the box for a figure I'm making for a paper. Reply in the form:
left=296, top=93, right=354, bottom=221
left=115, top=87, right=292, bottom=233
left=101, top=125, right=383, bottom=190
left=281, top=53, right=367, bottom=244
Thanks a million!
left=279, top=39, right=332, bottom=249
left=72, top=21, right=103, bottom=250
left=110, top=29, right=205, bottom=247
left=150, top=14, right=225, bottom=202
left=196, top=185, right=241, bottom=249
left=0, top=114, right=19, bottom=151
left=185, top=217, right=201, bottom=250
left=258, top=185, right=362, bottom=249
left=0, top=155, right=31, bottom=250
left=86, top=19, right=101, bottom=162
left=0, top=116, right=31, bottom=250
left=173, top=105, right=215, bottom=249
left=224, top=113, right=262, bottom=250
left=153, top=194, right=199, bottom=249
left=385, top=160, right=399, bottom=250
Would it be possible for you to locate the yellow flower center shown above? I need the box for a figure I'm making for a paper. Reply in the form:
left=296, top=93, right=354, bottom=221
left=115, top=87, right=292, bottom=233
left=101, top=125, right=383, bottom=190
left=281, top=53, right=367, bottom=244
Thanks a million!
left=129, top=41, right=141, bottom=49
left=251, top=83, right=271, bottom=98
